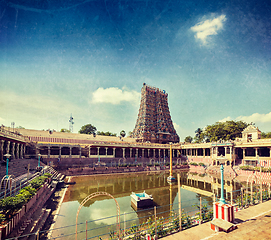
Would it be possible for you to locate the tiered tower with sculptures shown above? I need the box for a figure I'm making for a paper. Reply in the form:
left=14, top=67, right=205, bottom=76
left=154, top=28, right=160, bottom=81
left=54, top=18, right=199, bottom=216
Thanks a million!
left=131, top=83, right=179, bottom=144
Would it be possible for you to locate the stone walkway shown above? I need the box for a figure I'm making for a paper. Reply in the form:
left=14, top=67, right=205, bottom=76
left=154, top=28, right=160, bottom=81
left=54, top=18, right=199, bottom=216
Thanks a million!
left=161, top=200, right=271, bottom=240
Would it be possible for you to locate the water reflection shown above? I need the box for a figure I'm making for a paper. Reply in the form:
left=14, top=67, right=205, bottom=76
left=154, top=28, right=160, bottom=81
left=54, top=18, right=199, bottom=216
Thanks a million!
left=51, top=171, right=242, bottom=239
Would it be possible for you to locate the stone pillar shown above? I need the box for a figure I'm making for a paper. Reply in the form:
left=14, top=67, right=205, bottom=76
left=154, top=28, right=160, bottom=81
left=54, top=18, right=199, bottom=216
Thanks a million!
left=0, top=140, right=4, bottom=161
left=142, top=149, right=145, bottom=158
left=23, top=144, right=26, bottom=157
left=97, top=147, right=100, bottom=156
left=16, top=143, right=19, bottom=159
left=48, top=146, right=51, bottom=158
left=136, top=148, right=138, bottom=158
left=11, top=142, right=15, bottom=159
left=122, top=148, right=125, bottom=158
left=105, top=147, right=108, bottom=156
left=153, top=149, right=155, bottom=158
left=242, top=148, right=246, bottom=165
left=59, top=146, right=62, bottom=158
left=163, top=149, right=165, bottom=158
left=88, top=146, right=91, bottom=158
left=113, top=148, right=116, bottom=158
left=20, top=144, right=23, bottom=158
left=148, top=149, right=150, bottom=158
left=158, top=149, right=161, bottom=159
left=255, top=148, right=259, bottom=158
left=216, top=147, right=218, bottom=158
left=79, top=146, right=81, bottom=158
left=69, top=147, right=72, bottom=158
left=203, top=148, right=205, bottom=157
left=130, top=148, right=132, bottom=158
left=6, top=141, right=10, bottom=153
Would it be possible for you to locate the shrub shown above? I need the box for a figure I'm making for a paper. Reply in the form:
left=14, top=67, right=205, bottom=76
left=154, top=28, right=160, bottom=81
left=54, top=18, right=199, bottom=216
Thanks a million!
left=198, top=163, right=205, bottom=167
left=190, top=162, right=198, bottom=166
left=0, top=214, right=5, bottom=223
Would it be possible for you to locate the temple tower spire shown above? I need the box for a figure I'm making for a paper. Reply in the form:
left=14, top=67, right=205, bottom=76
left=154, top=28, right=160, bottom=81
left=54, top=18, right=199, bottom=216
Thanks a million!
left=131, top=83, right=179, bottom=144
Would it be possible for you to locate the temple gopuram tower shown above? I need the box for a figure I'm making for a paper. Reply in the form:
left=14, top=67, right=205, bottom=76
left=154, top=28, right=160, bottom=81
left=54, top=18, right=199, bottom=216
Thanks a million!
left=131, top=83, right=179, bottom=144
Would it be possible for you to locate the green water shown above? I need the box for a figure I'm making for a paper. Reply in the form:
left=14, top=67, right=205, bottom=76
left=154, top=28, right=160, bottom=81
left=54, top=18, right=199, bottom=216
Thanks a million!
left=50, top=171, right=239, bottom=239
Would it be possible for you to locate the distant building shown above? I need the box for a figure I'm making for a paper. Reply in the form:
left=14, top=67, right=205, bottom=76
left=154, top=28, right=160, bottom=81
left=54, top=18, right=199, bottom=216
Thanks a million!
left=131, top=83, right=179, bottom=144
left=241, top=124, right=261, bottom=141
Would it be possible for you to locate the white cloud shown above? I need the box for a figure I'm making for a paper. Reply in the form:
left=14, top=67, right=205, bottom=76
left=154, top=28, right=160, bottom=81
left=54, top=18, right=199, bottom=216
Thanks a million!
left=219, top=112, right=271, bottom=124
left=218, top=116, right=232, bottom=122
left=191, top=14, right=226, bottom=44
left=91, top=87, right=140, bottom=105
left=173, top=122, right=180, bottom=133
left=236, top=112, right=271, bottom=123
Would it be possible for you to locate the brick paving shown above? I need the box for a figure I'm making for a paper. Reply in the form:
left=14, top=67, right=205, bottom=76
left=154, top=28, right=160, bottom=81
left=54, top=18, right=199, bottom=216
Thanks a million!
left=161, top=200, right=271, bottom=240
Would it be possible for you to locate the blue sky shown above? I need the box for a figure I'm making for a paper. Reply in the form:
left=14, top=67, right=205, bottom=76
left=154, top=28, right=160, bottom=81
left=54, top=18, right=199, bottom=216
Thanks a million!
left=1, top=0, right=271, bottom=141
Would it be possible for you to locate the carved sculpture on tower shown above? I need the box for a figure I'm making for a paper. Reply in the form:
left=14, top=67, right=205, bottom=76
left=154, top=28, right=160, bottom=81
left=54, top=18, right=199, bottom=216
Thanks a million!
left=131, top=83, right=179, bottom=144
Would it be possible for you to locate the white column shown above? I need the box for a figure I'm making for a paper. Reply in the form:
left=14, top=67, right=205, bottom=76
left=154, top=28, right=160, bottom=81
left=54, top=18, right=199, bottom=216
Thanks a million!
left=105, top=147, right=108, bottom=156
left=113, top=148, right=116, bottom=158
left=122, top=148, right=125, bottom=158
left=6, top=141, right=10, bottom=155
left=48, top=146, right=51, bottom=158
left=11, top=142, right=15, bottom=159
left=59, top=146, right=62, bottom=158
left=0, top=140, right=4, bottom=161
left=69, top=147, right=72, bottom=157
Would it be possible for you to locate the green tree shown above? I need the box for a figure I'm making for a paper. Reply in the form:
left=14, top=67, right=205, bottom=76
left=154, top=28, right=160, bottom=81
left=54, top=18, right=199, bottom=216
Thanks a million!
left=261, top=132, right=271, bottom=139
left=120, top=130, right=126, bottom=138
left=204, top=120, right=248, bottom=142
left=194, top=128, right=203, bottom=143
left=79, top=124, right=97, bottom=135
left=97, top=131, right=117, bottom=136
left=60, top=128, right=71, bottom=133
left=184, top=136, right=193, bottom=143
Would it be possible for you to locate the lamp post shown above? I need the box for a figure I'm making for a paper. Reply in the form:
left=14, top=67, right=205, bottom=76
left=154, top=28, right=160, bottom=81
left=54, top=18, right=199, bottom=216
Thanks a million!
left=38, top=153, right=41, bottom=168
left=4, top=153, right=11, bottom=178
left=167, top=143, right=175, bottom=182
left=219, top=163, right=226, bottom=204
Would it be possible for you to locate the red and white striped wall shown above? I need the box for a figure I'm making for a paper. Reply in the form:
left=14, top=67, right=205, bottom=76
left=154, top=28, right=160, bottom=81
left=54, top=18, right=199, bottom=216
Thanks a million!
left=213, top=202, right=235, bottom=223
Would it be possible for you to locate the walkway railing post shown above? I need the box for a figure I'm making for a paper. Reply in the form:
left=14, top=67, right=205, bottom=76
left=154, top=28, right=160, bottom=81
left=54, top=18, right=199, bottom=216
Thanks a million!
left=199, top=197, right=202, bottom=224
left=154, top=206, right=157, bottom=237
left=260, top=165, right=263, bottom=203
left=86, top=220, right=87, bottom=240
left=241, top=187, right=243, bottom=208
left=177, top=174, right=182, bottom=231
left=124, top=212, right=126, bottom=236
left=246, top=182, right=248, bottom=206
left=251, top=182, right=253, bottom=205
